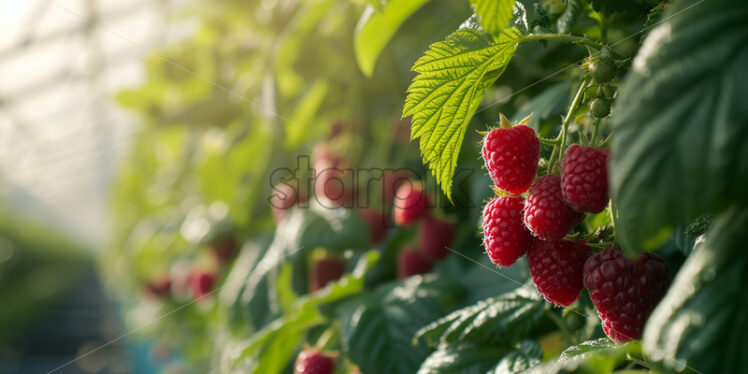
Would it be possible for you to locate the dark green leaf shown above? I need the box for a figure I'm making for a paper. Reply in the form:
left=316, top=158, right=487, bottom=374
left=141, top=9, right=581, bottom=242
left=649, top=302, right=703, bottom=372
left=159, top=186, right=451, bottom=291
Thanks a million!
left=403, top=28, right=521, bottom=199
left=643, top=207, right=748, bottom=374
left=470, top=0, right=516, bottom=38
left=415, top=284, right=543, bottom=347
left=556, top=0, right=582, bottom=34
left=610, top=0, right=748, bottom=252
left=490, top=340, right=542, bottom=373
left=339, top=275, right=463, bottom=374
left=418, top=343, right=509, bottom=374
left=524, top=338, right=640, bottom=374
left=511, top=82, right=571, bottom=131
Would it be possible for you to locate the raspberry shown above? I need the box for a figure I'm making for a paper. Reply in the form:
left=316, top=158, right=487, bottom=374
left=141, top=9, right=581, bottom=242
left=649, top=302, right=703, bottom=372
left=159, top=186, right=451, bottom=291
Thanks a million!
left=583, top=247, right=670, bottom=342
left=481, top=124, right=539, bottom=194
left=393, top=181, right=430, bottom=226
left=398, top=247, right=433, bottom=279
left=418, top=216, right=455, bottom=260
left=271, top=183, right=305, bottom=223
left=382, top=170, right=409, bottom=205
left=524, top=175, right=584, bottom=240
left=482, top=196, right=534, bottom=267
left=190, top=270, right=216, bottom=299
left=561, top=145, right=610, bottom=213
left=315, top=159, right=355, bottom=207
left=143, top=276, right=171, bottom=299
left=295, top=350, right=335, bottom=374
left=310, top=257, right=347, bottom=291
left=359, top=209, right=389, bottom=245
left=528, top=240, right=591, bottom=306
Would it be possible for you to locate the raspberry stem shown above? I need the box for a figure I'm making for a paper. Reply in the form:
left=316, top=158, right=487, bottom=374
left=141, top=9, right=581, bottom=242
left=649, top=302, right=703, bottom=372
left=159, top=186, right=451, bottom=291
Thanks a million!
left=547, top=80, right=589, bottom=174
left=545, top=308, right=573, bottom=347
left=590, top=118, right=602, bottom=146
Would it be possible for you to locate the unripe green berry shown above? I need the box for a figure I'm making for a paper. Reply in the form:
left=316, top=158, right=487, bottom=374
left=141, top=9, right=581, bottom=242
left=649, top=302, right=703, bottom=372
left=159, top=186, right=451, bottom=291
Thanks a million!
left=590, top=57, right=616, bottom=83
left=590, top=98, right=611, bottom=118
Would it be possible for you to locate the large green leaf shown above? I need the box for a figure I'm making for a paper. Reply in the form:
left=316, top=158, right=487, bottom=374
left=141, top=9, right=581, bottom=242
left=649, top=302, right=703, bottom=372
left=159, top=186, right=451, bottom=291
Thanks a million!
left=354, top=0, right=432, bottom=77
left=556, top=0, right=582, bottom=34
left=470, top=0, right=515, bottom=38
left=338, top=275, right=463, bottom=374
left=524, top=338, right=640, bottom=374
left=418, top=343, right=510, bottom=374
left=415, top=284, right=543, bottom=347
left=403, top=28, right=521, bottom=199
left=490, top=340, right=542, bottom=373
left=610, top=0, right=748, bottom=252
left=643, top=207, right=748, bottom=374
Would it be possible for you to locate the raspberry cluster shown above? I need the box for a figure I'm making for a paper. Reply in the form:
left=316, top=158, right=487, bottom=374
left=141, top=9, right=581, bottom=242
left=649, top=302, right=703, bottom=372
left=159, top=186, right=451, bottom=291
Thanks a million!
left=480, top=114, right=669, bottom=341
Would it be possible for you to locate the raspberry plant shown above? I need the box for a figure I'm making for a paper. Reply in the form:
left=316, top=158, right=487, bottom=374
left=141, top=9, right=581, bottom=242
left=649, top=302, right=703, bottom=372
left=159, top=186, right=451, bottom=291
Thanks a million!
left=107, top=0, right=747, bottom=373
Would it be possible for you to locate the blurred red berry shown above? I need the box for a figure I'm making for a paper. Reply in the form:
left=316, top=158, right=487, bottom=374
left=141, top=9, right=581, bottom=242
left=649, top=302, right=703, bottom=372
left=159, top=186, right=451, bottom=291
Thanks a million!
left=295, top=350, right=334, bottom=374
left=359, top=209, right=389, bottom=245
left=190, top=271, right=216, bottom=299
left=393, top=181, right=430, bottom=225
left=418, top=216, right=455, bottom=260
left=310, top=257, right=347, bottom=292
left=144, top=276, right=172, bottom=299
left=398, top=248, right=433, bottom=279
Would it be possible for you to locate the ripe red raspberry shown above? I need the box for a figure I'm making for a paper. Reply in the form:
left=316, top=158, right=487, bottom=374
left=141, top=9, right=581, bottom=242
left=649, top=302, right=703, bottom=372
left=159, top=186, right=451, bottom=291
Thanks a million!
left=310, top=257, right=347, bottom=292
left=295, top=350, right=335, bottom=374
left=482, top=196, right=534, bottom=267
left=143, top=276, right=172, bottom=299
left=481, top=124, right=539, bottom=194
left=418, top=216, right=455, bottom=260
left=190, top=270, right=216, bottom=299
left=583, top=247, right=670, bottom=342
left=524, top=175, right=584, bottom=241
left=359, top=209, right=389, bottom=245
left=561, top=145, right=610, bottom=213
left=528, top=240, right=591, bottom=306
left=393, top=181, right=430, bottom=226
left=398, top=247, right=433, bottom=279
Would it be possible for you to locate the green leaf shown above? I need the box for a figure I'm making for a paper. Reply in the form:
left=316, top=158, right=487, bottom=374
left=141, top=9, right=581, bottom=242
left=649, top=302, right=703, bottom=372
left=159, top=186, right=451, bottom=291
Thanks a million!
left=643, top=207, right=748, bottom=374
left=556, top=0, right=582, bottom=34
left=490, top=340, right=542, bottom=373
left=524, top=338, right=640, bottom=374
left=470, top=0, right=516, bottom=38
left=285, top=80, right=329, bottom=147
left=415, top=284, right=543, bottom=347
left=610, top=0, right=748, bottom=253
left=354, top=0, right=432, bottom=77
left=418, top=343, right=510, bottom=374
left=339, top=275, right=463, bottom=374
left=228, top=252, right=379, bottom=373
left=403, top=28, right=521, bottom=199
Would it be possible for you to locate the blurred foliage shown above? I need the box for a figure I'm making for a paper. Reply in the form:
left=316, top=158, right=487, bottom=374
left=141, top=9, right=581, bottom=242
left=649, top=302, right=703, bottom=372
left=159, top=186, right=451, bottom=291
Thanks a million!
left=0, top=204, right=88, bottom=345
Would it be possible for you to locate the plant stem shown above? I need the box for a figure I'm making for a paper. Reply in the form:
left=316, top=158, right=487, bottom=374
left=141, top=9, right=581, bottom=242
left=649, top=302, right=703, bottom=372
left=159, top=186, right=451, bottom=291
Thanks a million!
left=539, top=136, right=560, bottom=145
left=590, top=118, right=602, bottom=146
left=545, top=309, right=573, bottom=347
left=547, top=80, right=589, bottom=174
left=315, top=325, right=337, bottom=351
